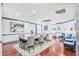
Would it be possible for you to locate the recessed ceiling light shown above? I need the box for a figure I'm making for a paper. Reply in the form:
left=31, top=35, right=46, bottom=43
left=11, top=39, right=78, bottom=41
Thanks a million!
left=42, top=19, right=52, bottom=22
left=57, top=14, right=60, bottom=16
left=33, top=10, right=36, bottom=14
left=56, top=8, right=66, bottom=14
left=22, top=19, right=24, bottom=20
left=16, top=12, right=20, bottom=16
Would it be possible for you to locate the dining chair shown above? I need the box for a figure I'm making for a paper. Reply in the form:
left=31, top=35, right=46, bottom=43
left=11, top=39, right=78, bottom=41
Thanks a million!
left=44, top=34, right=48, bottom=40
left=26, top=36, right=35, bottom=52
left=18, top=33, right=27, bottom=49
left=39, top=35, right=44, bottom=45
left=44, top=34, right=50, bottom=41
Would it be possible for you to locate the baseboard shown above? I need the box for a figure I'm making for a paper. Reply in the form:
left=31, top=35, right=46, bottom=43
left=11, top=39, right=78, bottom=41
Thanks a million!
left=3, top=40, right=19, bottom=45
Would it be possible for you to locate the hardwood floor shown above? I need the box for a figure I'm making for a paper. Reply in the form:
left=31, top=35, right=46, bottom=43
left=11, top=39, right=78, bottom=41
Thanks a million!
left=2, top=38, right=75, bottom=56
left=2, top=38, right=64, bottom=56
left=38, top=39, right=64, bottom=56
left=3, top=43, right=22, bottom=56
left=64, top=47, right=75, bottom=56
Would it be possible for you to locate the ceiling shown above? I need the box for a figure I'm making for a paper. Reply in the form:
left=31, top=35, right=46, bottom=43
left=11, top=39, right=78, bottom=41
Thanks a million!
left=2, top=3, right=77, bottom=24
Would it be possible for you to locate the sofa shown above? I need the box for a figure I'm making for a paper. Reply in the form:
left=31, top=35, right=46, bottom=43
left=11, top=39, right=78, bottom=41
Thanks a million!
left=64, top=34, right=76, bottom=48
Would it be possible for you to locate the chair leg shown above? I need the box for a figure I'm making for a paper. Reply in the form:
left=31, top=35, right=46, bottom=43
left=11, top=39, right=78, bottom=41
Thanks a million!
left=40, top=42, right=44, bottom=46
left=20, top=42, right=23, bottom=48
left=28, top=47, right=31, bottom=53
left=22, top=43, right=25, bottom=49
left=33, top=45, right=34, bottom=50
left=25, top=44, right=27, bottom=50
left=22, top=44, right=24, bottom=49
left=28, top=46, right=34, bottom=53
left=19, top=42, right=21, bottom=47
left=19, top=42, right=22, bottom=48
left=39, top=42, right=41, bottom=46
left=23, top=43, right=27, bottom=50
left=43, top=42, right=44, bottom=45
left=24, top=43, right=26, bottom=50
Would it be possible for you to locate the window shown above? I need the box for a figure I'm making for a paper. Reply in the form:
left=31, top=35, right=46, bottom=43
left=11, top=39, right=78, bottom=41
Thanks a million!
left=36, top=24, right=42, bottom=34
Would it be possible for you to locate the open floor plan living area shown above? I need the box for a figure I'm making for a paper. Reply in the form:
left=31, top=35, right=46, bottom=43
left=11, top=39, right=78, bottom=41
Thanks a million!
left=2, top=3, right=79, bottom=56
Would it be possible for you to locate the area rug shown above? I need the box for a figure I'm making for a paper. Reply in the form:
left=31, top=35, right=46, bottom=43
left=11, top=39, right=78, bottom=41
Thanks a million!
left=14, top=41, right=54, bottom=56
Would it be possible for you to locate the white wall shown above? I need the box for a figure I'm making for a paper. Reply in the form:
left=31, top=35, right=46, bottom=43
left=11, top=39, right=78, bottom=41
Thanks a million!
left=43, top=20, right=76, bottom=35
left=24, top=22, right=35, bottom=34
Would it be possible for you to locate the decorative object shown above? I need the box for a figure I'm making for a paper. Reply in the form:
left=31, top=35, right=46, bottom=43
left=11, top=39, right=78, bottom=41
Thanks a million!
left=53, top=27, right=56, bottom=30
left=44, top=25, right=48, bottom=31
left=58, top=27, right=61, bottom=30
left=70, top=27, right=73, bottom=31
left=10, top=22, right=24, bottom=32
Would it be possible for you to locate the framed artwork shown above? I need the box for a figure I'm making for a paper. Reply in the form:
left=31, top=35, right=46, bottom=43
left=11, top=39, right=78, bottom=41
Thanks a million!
left=57, top=27, right=61, bottom=30
left=70, top=27, right=73, bottom=31
left=53, top=27, right=56, bottom=30
left=10, top=22, right=24, bottom=32
left=44, top=25, right=48, bottom=31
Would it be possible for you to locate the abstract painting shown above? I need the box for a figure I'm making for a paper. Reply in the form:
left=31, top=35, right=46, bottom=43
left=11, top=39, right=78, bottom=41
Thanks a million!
left=10, top=22, right=24, bottom=32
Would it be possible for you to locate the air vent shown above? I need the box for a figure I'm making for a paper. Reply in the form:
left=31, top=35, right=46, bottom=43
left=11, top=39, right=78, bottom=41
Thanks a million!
left=56, top=9, right=66, bottom=14
left=42, top=19, right=51, bottom=22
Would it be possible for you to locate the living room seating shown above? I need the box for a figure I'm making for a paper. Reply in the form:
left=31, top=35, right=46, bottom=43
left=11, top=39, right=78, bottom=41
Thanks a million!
left=59, top=33, right=65, bottom=40
left=64, top=33, right=76, bottom=51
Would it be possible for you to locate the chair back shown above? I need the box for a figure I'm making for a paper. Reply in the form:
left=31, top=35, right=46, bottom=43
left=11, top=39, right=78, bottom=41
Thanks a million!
left=27, top=36, right=34, bottom=47
left=39, top=35, right=44, bottom=42
left=66, top=34, right=72, bottom=39
left=18, top=32, right=24, bottom=39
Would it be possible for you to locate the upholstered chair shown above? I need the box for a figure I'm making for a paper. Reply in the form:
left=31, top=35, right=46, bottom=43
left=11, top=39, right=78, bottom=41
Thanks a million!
left=39, top=35, right=44, bottom=45
left=26, top=36, right=35, bottom=52
left=18, top=32, right=27, bottom=49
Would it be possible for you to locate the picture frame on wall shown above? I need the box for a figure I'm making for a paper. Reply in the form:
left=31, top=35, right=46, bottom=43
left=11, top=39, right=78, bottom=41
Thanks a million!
left=57, top=27, right=61, bottom=30
left=44, top=25, right=48, bottom=31
left=70, top=27, right=73, bottom=31
left=10, top=22, right=24, bottom=32
left=53, top=27, right=56, bottom=30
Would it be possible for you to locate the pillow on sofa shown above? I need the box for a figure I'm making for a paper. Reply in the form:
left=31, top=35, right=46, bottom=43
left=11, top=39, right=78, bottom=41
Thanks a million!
left=66, top=34, right=72, bottom=39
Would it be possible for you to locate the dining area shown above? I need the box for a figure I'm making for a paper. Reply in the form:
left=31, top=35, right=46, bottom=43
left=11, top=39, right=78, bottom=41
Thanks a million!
left=15, top=32, right=54, bottom=55
left=2, top=32, right=64, bottom=56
